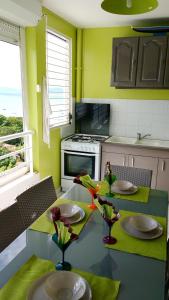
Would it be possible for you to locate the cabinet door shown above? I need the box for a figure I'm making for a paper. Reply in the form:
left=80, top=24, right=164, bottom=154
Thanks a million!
left=111, top=37, right=139, bottom=87
left=101, top=152, right=127, bottom=179
left=156, top=158, right=169, bottom=193
left=128, top=155, right=158, bottom=188
left=136, top=36, right=167, bottom=88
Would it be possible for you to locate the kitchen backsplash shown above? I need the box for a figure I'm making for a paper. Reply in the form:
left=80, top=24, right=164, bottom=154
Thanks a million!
left=83, top=99, right=169, bottom=140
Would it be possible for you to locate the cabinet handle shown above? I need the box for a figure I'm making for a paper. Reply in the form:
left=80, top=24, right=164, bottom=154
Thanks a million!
left=131, top=157, right=134, bottom=167
left=162, top=160, right=165, bottom=171
left=123, top=157, right=125, bottom=166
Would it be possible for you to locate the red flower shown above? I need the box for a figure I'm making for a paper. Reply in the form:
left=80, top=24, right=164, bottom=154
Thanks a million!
left=50, top=207, right=61, bottom=221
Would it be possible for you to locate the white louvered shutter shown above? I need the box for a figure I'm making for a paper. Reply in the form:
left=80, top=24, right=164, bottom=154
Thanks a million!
left=46, top=30, right=72, bottom=128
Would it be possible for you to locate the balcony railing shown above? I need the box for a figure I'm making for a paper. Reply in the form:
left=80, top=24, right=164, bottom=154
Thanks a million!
left=0, top=130, right=33, bottom=186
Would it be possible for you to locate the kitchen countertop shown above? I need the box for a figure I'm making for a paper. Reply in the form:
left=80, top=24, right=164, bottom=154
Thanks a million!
left=104, top=136, right=169, bottom=150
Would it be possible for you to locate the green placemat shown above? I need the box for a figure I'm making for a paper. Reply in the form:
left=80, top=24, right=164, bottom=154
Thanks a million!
left=98, top=181, right=150, bottom=202
left=30, top=198, right=93, bottom=235
left=73, top=268, right=120, bottom=300
left=0, top=256, right=120, bottom=300
left=106, top=210, right=167, bottom=261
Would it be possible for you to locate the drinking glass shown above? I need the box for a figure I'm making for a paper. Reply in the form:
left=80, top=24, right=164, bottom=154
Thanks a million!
left=103, top=214, right=119, bottom=244
left=95, top=197, right=120, bottom=245
left=52, top=233, right=72, bottom=271
left=104, top=173, right=116, bottom=197
left=88, top=185, right=99, bottom=209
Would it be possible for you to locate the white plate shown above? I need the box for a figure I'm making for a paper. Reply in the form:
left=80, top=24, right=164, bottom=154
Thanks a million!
left=27, top=271, right=92, bottom=300
left=58, top=204, right=81, bottom=218
left=45, top=271, right=86, bottom=300
left=64, top=208, right=85, bottom=224
left=121, top=216, right=163, bottom=240
left=129, top=215, right=158, bottom=232
left=113, top=180, right=134, bottom=191
left=47, top=207, right=85, bottom=225
left=111, top=185, right=138, bottom=195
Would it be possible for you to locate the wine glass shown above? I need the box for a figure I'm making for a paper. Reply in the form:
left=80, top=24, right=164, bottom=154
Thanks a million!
left=103, top=213, right=119, bottom=245
left=95, top=197, right=120, bottom=245
left=88, top=186, right=99, bottom=210
left=52, top=233, right=72, bottom=271
left=104, top=162, right=117, bottom=197
left=104, top=173, right=116, bottom=197
left=50, top=207, right=78, bottom=271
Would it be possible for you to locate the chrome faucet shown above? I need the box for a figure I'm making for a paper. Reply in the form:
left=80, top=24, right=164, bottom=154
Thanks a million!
left=137, top=132, right=151, bottom=141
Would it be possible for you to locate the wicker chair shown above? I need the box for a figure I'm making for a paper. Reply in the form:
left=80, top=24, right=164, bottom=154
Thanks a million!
left=0, top=202, right=25, bottom=253
left=108, top=165, right=152, bottom=187
left=16, top=176, right=57, bottom=228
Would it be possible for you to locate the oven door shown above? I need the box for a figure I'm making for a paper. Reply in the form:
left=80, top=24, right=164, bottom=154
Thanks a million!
left=61, top=150, right=100, bottom=180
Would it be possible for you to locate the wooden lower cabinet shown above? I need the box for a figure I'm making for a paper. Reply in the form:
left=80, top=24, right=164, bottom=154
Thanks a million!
left=128, top=155, right=158, bottom=188
left=101, top=143, right=169, bottom=194
left=101, top=152, right=127, bottom=179
left=156, top=158, right=169, bottom=192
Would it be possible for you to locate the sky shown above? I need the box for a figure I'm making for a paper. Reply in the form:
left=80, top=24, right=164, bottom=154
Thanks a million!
left=0, top=40, right=23, bottom=117
left=0, top=41, right=21, bottom=88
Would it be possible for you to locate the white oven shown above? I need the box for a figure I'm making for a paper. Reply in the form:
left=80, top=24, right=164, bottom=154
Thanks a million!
left=61, top=135, right=103, bottom=191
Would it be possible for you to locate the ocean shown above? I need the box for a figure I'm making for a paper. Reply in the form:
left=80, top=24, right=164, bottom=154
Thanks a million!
left=0, top=88, right=23, bottom=117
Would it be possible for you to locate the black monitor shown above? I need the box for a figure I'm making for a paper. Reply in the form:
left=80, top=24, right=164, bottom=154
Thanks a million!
left=75, top=103, right=110, bottom=136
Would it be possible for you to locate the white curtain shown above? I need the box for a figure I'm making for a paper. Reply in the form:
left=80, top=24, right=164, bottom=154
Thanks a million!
left=42, top=76, right=51, bottom=147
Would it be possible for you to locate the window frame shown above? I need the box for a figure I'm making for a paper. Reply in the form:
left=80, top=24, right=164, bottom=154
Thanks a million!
left=0, top=20, right=32, bottom=185
left=46, top=28, right=73, bottom=129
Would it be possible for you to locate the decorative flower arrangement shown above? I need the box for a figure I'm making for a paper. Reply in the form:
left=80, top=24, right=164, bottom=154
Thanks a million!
left=104, top=161, right=117, bottom=197
left=95, top=197, right=120, bottom=225
left=74, top=173, right=99, bottom=209
left=74, top=173, right=98, bottom=197
left=50, top=207, right=78, bottom=245
left=50, top=206, right=78, bottom=270
left=94, top=197, right=120, bottom=244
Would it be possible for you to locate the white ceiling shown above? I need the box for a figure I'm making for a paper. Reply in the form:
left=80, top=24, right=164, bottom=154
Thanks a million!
left=42, top=0, right=169, bottom=28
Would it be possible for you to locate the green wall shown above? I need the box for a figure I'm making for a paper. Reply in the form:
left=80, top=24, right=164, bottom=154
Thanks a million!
left=82, top=26, right=169, bottom=100
left=25, top=11, right=169, bottom=189
left=26, top=8, right=77, bottom=188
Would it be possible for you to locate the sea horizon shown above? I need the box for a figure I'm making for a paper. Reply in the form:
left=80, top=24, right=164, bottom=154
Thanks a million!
left=0, top=87, right=23, bottom=118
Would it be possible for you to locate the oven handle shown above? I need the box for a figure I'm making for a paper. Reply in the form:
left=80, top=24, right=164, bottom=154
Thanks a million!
left=63, top=150, right=98, bottom=157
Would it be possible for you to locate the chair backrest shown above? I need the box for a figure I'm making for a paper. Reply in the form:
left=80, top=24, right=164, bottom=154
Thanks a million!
left=109, top=165, right=152, bottom=187
left=0, top=202, right=25, bottom=253
left=16, top=176, right=57, bottom=228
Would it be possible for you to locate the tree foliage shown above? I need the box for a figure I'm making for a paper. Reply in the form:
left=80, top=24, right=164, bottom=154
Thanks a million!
left=0, top=115, right=23, bottom=172
left=0, top=114, right=23, bottom=145
left=0, top=147, right=16, bottom=171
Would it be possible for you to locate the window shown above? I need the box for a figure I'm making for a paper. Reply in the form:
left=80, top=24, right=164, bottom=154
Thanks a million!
left=0, top=19, right=32, bottom=186
left=46, top=30, right=72, bottom=128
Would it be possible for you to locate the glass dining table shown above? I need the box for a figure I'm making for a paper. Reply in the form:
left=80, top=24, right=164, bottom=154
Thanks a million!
left=0, top=189, right=168, bottom=300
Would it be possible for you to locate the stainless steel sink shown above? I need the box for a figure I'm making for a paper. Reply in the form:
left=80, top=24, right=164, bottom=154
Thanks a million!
left=135, top=139, right=169, bottom=148
left=106, top=136, right=169, bottom=149
left=106, top=136, right=136, bottom=145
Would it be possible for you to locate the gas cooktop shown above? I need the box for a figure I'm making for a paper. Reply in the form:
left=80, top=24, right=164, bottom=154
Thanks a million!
left=64, top=134, right=108, bottom=143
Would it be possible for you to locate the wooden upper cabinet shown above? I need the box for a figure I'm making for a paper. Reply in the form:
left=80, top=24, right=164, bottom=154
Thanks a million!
left=111, top=36, right=169, bottom=89
left=136, top=36, right=167, bottom=88
left=111, top=37, right=139, bottom=87
left=164, top=38, right=169, bottom=88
